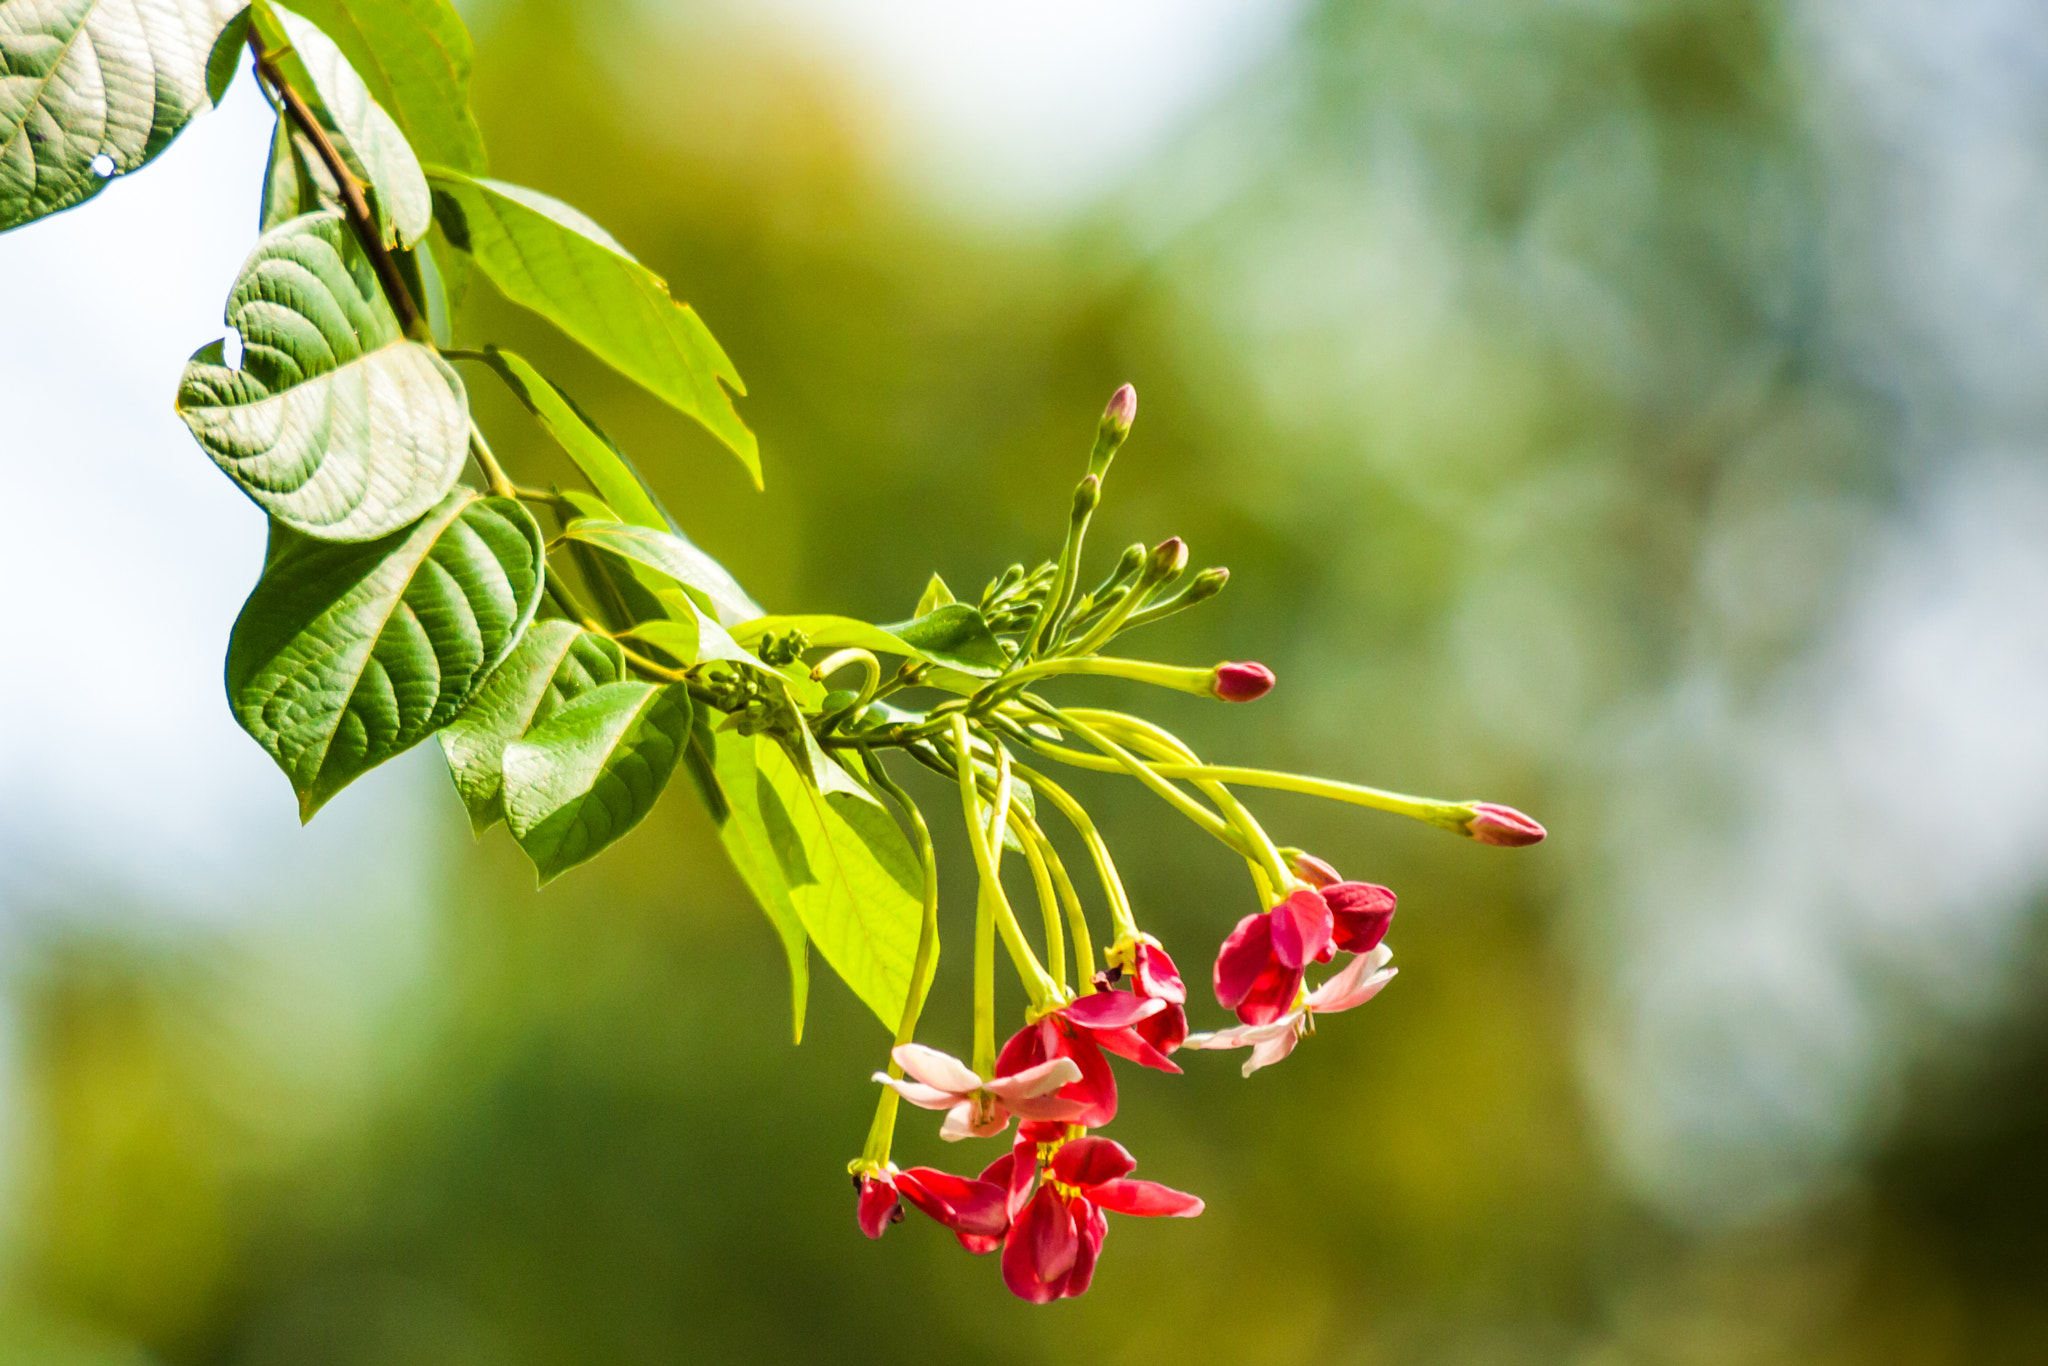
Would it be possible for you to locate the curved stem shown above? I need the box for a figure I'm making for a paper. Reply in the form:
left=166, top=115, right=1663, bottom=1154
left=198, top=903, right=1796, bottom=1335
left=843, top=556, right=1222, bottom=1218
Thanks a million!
left=1017, top=809, right=1094, bottom=985
left=859, top=749, right=943, bottom=1167
left=1024, top=701, right=1253, bottom=865
left=1012, top=808, right=1066, bottom=997
left=1005, top=756, right=1139, bottom=944
left=949, top=719, right=1057, bottom=1063
left=468, top=425, right=516, bottom=499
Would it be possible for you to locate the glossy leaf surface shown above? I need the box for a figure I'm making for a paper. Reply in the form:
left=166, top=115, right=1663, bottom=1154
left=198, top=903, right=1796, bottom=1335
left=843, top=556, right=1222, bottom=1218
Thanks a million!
left=503, top=680, right=690, bottom=883
left=178, top=209, right=469, bottom=540
left=426, top=168, right=758, bottom=482
left=0, top=0, right=243, bottom=231
left=268, top=0, right=482, bottom=174
left=227, top=491, right=545, bottom=818
left=439, top=618, right=624, bottom=833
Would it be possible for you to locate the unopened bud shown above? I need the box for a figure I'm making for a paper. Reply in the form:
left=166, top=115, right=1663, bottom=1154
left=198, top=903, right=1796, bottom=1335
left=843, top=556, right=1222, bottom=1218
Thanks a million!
left=1089, top=384, right=1138, bottom=474
left=1464, top=802, right=1546, bottom=847
left=1290, top=852, right=1342, bottom=888
left=1143, top=537, right=1188, bottom=585
left=1113, top=543, right=1147, bottom=581
left=1211, top=660, right=1275, bottom=702
left=1072, top=474, right=1100, bottom=520
left=1183, top=566, right=1228, bottom=603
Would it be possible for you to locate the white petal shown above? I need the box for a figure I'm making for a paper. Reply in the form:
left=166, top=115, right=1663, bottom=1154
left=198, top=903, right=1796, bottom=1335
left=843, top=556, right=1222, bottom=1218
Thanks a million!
left=877, top=1075, right=961, bottom=1110
left=1241, top=1031, right=1299, bottom=1077
left=1183, top=1016, right=1299, bottom=1050
left=1305, top=947, right=1393, bottom=1012
left=939, top=1099, right=1011, bottom=1141
left=984, top=1056, right=1082, bottom=1101
left=1313, top=966, right=1398, bottom=1015
left=892, top=1043, right=980, bottom=1095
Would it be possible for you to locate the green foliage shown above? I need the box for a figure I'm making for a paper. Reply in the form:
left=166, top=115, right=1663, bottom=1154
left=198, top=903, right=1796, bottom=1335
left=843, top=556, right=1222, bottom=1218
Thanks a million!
left=266, top=0, right=483, bottom=173
left=226, top=490, right=544, bottom=818
left=177, top=209, right=469, bottom=539
left=472, top=346, right=672, bottom=531
left=439, top=619, right=626, bottom=833
left=0, top=0, right=245, bottom=232
left=426, top=168, right=759, bottom=482
left=702, top=721, right=811, bottom=1041
left=503, top=680, right=692, bottom=883
left=731, top=607, right=1009, bottom=676
left=559, top=518, right=762, bottom=627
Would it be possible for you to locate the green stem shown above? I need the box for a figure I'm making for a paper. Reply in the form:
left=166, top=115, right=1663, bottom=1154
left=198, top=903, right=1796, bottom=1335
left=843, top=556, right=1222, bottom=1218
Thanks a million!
left=1006, top=756, right=1139, bottom=944
left=1025, top=701, right=1254, bottom=863
left=468, top=425, right=517, bottom=499
left=945, top=722, right=1058, bottom=1012
left=1017, top=810, right=1093, bottom=985
left=858, top=749, right=943, bottom=1167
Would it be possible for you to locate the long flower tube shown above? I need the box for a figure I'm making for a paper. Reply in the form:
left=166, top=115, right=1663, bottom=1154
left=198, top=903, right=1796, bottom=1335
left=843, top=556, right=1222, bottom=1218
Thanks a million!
left=1002, top=756, right=1140, bottom=944
left=854, top=750, right=944, bottom=1171
left=1000, top=709, right=1240, bottom=853
left=949, top=719, right=1062, bottom=1028
left=1009, top=805, right=1098, bottom=983
left=1011, top=807, right=1068, bottom=996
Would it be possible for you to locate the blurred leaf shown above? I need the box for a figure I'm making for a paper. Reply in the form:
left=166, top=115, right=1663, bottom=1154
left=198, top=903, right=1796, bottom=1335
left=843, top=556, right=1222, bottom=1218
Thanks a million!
left=267, top=0, right=484, bottom=174
left=439, top=618, right=625, bottom=833
left=915, top=573, right=956, bottom=616
left=0, top=0, right=244, bottom=231
left=227, top=491, right=544, bottom=818
left=475, top=346, right=672, bottom=531
left=178, top=209, right=468, bottom=541
left=256, top=2, right=431, bottom=247
left=702, top=718, right=809, bottom=1041
left=425, top=168, right=758, bottom=483
left=503, top=680, right=691, bottom=883
left=750, top=733, right=924, bottom=1030
left=560, top=518, right=761, bottom=627
left=880, top=605, right=1008, bottom=675
left=730, top=611, right=1001, bottom=677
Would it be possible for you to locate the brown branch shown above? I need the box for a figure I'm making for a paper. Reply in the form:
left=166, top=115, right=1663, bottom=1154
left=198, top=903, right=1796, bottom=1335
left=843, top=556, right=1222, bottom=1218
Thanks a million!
left=247, top=30, right=428, bottom=340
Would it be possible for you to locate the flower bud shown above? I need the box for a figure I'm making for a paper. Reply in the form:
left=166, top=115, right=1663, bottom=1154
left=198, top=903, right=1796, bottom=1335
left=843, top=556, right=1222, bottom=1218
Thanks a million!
left=1072, top=474, right=1101, bottom=520
left=1183, top=567, right=1228, bottom=603
left=1090, top=384, right=1138, bottom=474
left=1289, top=852, right=1342, bottom=888
left=856, top=1171, right=904, bottom=1238
left=1211, top=661, right=1275, bottom=702
left=1143, top=537, right=1189, bottom=585
left=1464, top=802, right=1546, bottom=847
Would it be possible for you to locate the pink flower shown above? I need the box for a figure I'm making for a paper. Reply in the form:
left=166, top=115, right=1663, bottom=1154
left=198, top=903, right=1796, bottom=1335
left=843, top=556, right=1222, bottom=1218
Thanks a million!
left=993, top=1135, right=1204, bottom=1303
left=1465, top=802, right=1546, bottom=847
left=994, top=1017, right=1121, bottom=1129
left=1092, top=941, right=1189, bottom=1063
left=1211, top=661, right=1275, bottom=702
left=876, top=1043, right=1087, bottom=1140
left=1213, top=889, right=1334, bottom=1024
left=1185, top=944, right=1397, bottom=1075
left=1289, top=852, right=1397, bottom=954
left=856, top=1164, right=1012, bottom=1242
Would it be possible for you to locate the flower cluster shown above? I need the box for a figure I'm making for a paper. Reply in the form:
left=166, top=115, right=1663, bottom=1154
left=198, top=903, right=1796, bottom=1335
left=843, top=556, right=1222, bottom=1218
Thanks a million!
left=840, top=385, right=1545, bottom=1301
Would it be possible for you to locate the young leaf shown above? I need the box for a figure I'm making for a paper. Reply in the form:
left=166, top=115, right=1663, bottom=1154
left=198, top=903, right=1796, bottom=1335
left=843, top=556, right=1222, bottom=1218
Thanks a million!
left=703, top=719, right=809, bottom=1042
left=255, top=2, right=431, bottom=248
left=915, top=573, right=955, bottom=617
left=730, top=607, right=1008, bottom=677
left=474, top=347, right=672, bottom=531
left=750, top=733, right=925, bottom=1031
left=0, top=0, right=245, bottom=232
left=264, top=0, right=484, bottom=174
left=623, top=609, right=757, bottom=671
left=259, top=115, right=337, bottom=231
left=227, top=491, right=544, bottom=819
left=439, top=619, right=625, bottom=833
left=559, top=519, right=761, bottom=627
left=502, top=680, right=691, bottom=883
left=178, top=209, right=469, bottom=541
left=425, top=169, right=758, bottom=484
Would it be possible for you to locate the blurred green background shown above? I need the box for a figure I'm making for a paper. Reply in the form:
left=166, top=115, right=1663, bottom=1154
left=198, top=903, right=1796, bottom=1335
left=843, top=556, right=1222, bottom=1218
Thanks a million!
left=8, top=0, right=2048, bottom=1361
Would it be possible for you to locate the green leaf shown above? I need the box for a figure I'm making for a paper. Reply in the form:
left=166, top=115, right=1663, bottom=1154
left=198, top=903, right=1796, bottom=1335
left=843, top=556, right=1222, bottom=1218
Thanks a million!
left=502, top=680, right=691, bottom=883
left=255, top=2, right=430, bottom=248
left=259, top=113, right=334, bottom=232
left=623, top=605, right=756, bottom=671
left=227, top=490, right=544, bottom=818
left=703, top=719, right=808, bottom=1042
left=915, top=572, right=955, bottom=617
left=748, top=732, right=925, bottom=1030
left=261, top=0, right=483, bottom=174
left=438, top=619, right=624, bottom=833
left=178, top=209, right=470, bottom=541
left=425, top=168, right=758, bottom=483
left=730, top=606, right=1008, bottom=676
left=559, top=518, right=760, bottom=627
left=474, top=347, right=671, bottom=532
left=0, top=0, right=244, bottom=232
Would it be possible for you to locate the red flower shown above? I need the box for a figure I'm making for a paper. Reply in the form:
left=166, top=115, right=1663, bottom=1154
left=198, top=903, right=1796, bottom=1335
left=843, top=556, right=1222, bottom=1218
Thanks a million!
left=1213, top=889, right=1333, bottom=1025
left=997, top=1014, right=1121, bottom=1129
left=1465, top=802, right=1546, bottom=847
left=995, top=1136, right=1204, bottom=1303
left=856, top=1171, right=903, bottom=1239
left=1211, top=661, right=1275, bottom=702
left=857, top=1164, right=1011, bottom=1243
left=1289, top=853, right=1397, bottom=955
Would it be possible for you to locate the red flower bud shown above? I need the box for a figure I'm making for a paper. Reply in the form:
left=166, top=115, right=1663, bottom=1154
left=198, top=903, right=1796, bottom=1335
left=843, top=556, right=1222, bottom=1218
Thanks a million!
left=1104, top=383, right=1137, bottom=433
left=1211, top=661, right=1275, bottom=702
left=1465, top=802, right=1546, bottom=847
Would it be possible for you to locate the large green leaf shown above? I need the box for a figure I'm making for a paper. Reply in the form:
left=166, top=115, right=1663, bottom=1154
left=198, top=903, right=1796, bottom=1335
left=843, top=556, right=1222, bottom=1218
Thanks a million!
left=425, top=168, right=758, bottom=484
left=559, top=518, right=760, bottom=627
left=731, top=605, right=1009, bottom=677
left=256, top=2, right=428, bottom=247
left=263, top=0, right=481, bottom=174
left=749, top=732, right=925, bottom=1031
left=0, top=0, right=244, bottom=232
left=702, top=718, right=808, bottom=1043
left=438, top=618, right=624, bottom=833
left=474, top=347, right=671, bottom=532
left=178, top=209, right=470, bottom=541
left=503, top=680, right=690, bottom=883
left=227, top=490, right=544, bottom=818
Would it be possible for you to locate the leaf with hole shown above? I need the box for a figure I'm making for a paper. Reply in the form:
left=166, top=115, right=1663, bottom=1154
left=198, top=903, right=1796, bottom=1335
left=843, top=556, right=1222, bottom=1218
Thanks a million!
left=227, top=490, right=545, bottom=819
left=254, top=2, right=430, bottom=247
left=503, top=680, right=691, bottom=883
left=178, top=209, right=469, bottom=541
left=426, top=168, right=757, bottom=483
left=1, top=0, right=245, bottom=231
left=439, top=619, right=625, bottom=833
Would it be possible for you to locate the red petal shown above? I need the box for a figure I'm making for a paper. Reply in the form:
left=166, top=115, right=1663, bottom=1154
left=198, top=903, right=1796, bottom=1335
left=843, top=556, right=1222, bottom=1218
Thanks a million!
left=1212, top=912, right=1272, bottom=1009
left=955, top=1229, right=1003, bottom=1255
left=1234, top=958, right=1304, bottom=1026
left=1134, top=1000, right=1188, bottom=1054
left=1002, top=1187, right=1078, bottom=1303
left=995, top=1019, right=1053, bottom=1078
left=856, top=1174, right=901, bottom=1239
left=1058, top=1197, right=1108, bottom=1299
left=1133, top=944, right=1187, bottom=1003
left=978, top=1151, right=1015, bottom=1188
left=1269, top=890, right=1332, bottom=969
left=1326, top=880, right=1396, bottom=954
left=1051, top=1135, right=1137, bottom=1188
left=1088, top=1177, right=1205, bottom=1219
left=1062, top=989, right=1165, bottom=1031
left=897, top=1167, right=1010, bottom=1238
left=1092, top=1023, right=1183, bottom=1073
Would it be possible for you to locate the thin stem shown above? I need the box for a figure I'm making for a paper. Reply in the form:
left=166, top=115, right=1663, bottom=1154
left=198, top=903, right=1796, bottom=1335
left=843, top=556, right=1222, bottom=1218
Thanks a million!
left=944, top=722, right=1058, bottom=1012
left=1012, top=807, right=1066, bottom=996
left=1016, top=809, right=1093, bottom=985
left=469, top=426, right=516, bottom=499
left=247, top=31, right=427, bottom=340
left=953, top=717, right=1000, bottom=1078
left=1005, top=756, right=1139, bottom=944
left=859, top=749, right=943, bottom=1168
left=1024, top=701, right=1253, bottom=862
